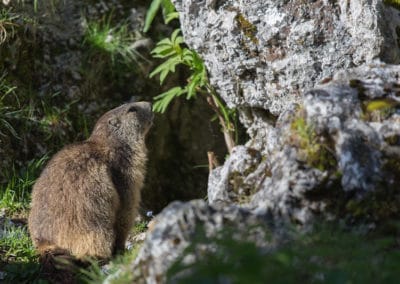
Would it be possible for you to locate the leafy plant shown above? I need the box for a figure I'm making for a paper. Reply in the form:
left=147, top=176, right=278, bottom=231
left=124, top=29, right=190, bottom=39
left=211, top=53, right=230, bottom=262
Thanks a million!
left=2, top=262, right=44, bottom=284
left=147, top=2, right=237, bottom=153
left=0, top=222, right=43, bottom=283
left=132, top=221, right=148, bottom=235
left=150, top=29, right=204, bottom=110
left=0, top=76, right=92, bottom=185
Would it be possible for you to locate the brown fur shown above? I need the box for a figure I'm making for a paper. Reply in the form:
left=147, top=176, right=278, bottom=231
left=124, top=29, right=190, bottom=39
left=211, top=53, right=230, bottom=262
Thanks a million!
left=28, top=102, right=153, bottom=260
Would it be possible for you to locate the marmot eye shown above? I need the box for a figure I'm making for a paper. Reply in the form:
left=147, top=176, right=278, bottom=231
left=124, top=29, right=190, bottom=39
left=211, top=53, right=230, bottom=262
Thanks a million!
left=127, top=106, right=137, bottom=113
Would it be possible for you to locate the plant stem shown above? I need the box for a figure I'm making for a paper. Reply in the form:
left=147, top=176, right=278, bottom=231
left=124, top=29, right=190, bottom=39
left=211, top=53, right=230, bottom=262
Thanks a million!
left=205, top=91, right=236, bottom=154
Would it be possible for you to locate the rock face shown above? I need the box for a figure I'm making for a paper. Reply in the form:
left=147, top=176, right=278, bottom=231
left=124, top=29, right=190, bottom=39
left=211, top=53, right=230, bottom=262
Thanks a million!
left=248, top=64, right=400, bottom=223
left=169, top=0, right=400, bottom=219
left=132, top=200, right=277, bottom=284
left=131, top=1, right=400, bottom=282
left=172, top=0, right=400, bottom=135
left=133, top=64, right=400, bottom=282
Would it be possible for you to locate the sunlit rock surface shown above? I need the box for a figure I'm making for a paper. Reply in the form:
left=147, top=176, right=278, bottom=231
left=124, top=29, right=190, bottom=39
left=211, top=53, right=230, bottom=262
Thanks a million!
left=131, top=0, right=400, bottom=281
left=172, top=0, right=400, bottom=147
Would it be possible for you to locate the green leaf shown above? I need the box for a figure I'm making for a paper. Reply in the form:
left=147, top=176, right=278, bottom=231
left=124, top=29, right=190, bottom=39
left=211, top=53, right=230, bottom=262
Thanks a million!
left=212, top=93, right=231, bottom=125
left=149, top=55, right=179, bottom=77
left=186, top=70, right=204, bottom=100
left=150, top=55, right=182, bottom=84
left=182, top=49, right=195, bottom=65
left=173, top=36, right=184, bottom=47
left=0, top=118, right=19, bottom=139
left=143, top=0, right=163, bottom=33
left=187, top=73, right=202, bottom=99
left=171, top=29, right=182, bottom=45
left=192, top=51, right=206, bottom=70
left=151, top=45, right=175, bottom=58
left=153, top=37, right=173, bottom=47
left=165, top=12, right=180, bottom=24
left=161, top=0, right=177, bottom=23
left=153, top=50, right=177, bottom=59
left=153, top=87, right=185, bottom=113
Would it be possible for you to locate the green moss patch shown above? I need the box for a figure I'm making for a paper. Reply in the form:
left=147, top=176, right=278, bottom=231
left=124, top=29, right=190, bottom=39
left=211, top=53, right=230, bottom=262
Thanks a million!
left=235, top=12, right=259, bottom=45
left=289, top=114, right=336, bottom=172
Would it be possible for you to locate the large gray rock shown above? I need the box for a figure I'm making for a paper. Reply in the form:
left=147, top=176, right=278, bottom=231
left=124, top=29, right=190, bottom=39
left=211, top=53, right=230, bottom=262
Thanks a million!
left=210, top=63, right=400, bottom=224
left=129, top=1, right=400, bottom=282
left=173, top=0, right=400, bottom=223
left=131, top=63, right=400, bottom=283
left=172, top=0, right=400, bottom=134
left=131, top=200, right=277, bottom=284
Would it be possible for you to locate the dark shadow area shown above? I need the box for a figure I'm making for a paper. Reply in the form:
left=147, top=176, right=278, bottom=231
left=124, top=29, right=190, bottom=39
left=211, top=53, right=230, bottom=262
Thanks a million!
left=143, top=97, right=227, bottom=213
left=0, top=261, right=43, bottom=283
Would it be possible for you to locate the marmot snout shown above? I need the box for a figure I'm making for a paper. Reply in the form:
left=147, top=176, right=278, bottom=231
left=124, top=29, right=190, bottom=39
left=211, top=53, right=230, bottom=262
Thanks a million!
left=28, top=101, right=153, bottom=259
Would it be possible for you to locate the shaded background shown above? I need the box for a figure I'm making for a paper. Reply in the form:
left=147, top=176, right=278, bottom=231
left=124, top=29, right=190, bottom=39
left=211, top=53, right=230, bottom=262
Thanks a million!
left=0, top=0, right=229, bottom=214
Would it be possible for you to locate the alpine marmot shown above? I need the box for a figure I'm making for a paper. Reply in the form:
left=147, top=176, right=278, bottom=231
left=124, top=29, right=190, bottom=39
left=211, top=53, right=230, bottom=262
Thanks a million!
left=28, top=101, right=153, bottom=259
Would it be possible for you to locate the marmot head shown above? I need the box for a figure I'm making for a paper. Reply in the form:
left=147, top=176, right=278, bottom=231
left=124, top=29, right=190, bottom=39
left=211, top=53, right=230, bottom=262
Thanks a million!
left=90, top=102, right=153, bottom=145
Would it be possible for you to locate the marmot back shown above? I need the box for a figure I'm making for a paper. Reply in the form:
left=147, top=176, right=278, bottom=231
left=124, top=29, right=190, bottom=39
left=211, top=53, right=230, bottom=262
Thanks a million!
left=28, top=102, right=153, bottom=260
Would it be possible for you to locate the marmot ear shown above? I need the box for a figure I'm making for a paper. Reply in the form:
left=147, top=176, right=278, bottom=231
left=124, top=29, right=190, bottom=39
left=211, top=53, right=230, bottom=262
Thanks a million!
left=108, top=117, right=121, bottom=129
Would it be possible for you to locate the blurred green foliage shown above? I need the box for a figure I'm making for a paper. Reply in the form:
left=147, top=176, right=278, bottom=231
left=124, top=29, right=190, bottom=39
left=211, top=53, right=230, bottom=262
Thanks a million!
left=143, top=0, right=178, bottom=33
left=167, top=223, right=400, bottom=284
left=81, top=245, right=142, bottom=284
left=384, top=0, right=400, bottom=10
left=83, top=15, right=148, bottom=68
